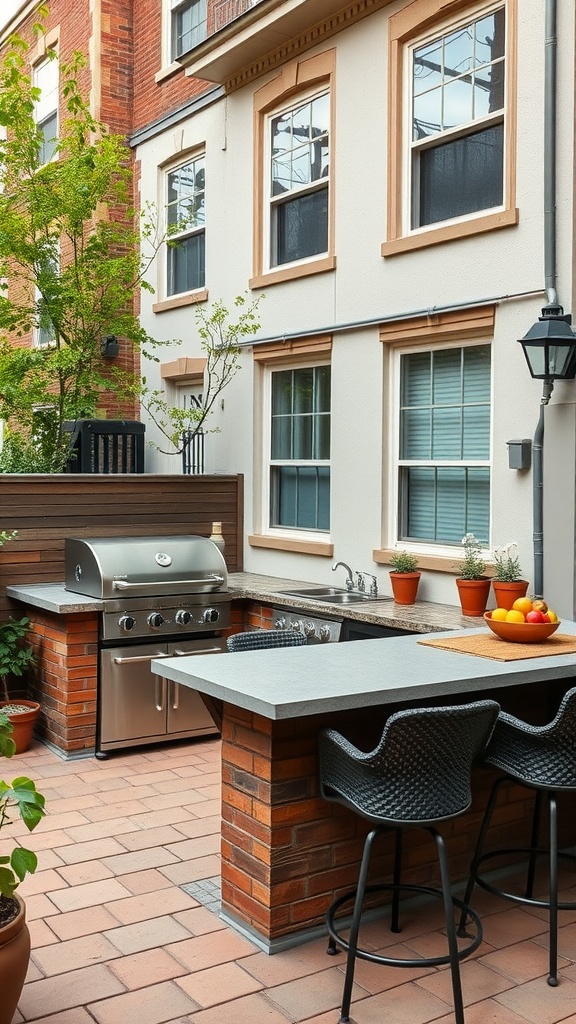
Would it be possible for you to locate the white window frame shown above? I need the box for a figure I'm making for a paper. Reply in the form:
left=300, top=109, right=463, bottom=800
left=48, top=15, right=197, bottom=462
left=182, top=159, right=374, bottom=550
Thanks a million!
left=405, top=3, right=506, bottom=237
left=33, top=54, right=58, bottom=166
left=165, top=0, right=207, bottom=63
left=264, top=86, right=330, bottom=273
left=388, top=338, right=493, bottom=560
left=262, top=359, right=331, bottom=540
left=164, top=152, right=206, bottom=299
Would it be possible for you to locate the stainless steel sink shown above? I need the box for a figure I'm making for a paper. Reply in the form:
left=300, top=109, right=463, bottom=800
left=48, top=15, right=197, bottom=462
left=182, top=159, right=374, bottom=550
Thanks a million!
left=278, top=587, right=383, bottom=605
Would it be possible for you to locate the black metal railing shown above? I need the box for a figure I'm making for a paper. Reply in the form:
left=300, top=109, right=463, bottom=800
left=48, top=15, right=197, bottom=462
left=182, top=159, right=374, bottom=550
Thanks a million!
left=64, top=420, right=145, bottom=473
left=182, top=429, right=205, bottom=474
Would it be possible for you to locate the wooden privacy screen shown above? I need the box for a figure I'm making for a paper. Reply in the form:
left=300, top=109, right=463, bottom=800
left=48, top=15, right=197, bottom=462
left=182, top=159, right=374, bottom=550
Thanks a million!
left=0, top=474, right=244, bottom=617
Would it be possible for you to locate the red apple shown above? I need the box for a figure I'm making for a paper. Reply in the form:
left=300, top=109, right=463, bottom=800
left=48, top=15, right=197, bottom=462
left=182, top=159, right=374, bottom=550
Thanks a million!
left=526, top=610, right=546, bottom=623
left=541, top=613, right=551, bottom=622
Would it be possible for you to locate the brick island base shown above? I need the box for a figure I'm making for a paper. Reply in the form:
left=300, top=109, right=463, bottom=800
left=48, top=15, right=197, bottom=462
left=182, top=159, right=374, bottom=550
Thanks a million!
left=218, top=688, right=567, bottom=953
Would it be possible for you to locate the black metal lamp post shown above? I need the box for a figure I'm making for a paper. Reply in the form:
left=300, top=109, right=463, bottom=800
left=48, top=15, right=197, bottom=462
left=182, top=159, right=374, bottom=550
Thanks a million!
left=518, top=304, right=576, bottom=597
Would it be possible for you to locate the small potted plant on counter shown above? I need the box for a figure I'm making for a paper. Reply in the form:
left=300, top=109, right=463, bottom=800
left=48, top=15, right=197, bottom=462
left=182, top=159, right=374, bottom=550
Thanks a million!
left=0, top=710, right=45, bottom=1022
left=454, top=533, right=491, bottom=617
left=389, top=551, right=421, bottom=605
left=491, top=542, right=529, bottom=610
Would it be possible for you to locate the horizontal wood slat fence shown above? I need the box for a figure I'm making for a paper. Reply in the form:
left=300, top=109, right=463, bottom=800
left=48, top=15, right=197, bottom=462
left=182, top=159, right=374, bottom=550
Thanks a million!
left=0, top=474, right=244, bottom=618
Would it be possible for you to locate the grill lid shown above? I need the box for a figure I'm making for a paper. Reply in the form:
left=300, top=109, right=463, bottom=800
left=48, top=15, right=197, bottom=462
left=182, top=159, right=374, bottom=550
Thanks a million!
left=65, top=535, right=228, bottom=599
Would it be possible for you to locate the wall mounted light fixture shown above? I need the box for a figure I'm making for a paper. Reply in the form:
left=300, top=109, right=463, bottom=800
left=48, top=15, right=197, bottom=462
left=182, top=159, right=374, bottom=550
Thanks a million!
left=101, top=335, right=119, bottom=358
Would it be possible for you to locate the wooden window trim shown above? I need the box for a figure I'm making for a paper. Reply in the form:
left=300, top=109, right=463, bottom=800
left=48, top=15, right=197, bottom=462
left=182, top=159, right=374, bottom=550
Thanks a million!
left=252, top=334, right=332, bottom=363
left=252, top=49, right=336, bottom=288
left=153, top=289, right=208, bottom=313
left=161, top=357, right=206, bottom=381
left=248, top=534, right=334, bottom=557
left=384, top=0, right=518, bottom=257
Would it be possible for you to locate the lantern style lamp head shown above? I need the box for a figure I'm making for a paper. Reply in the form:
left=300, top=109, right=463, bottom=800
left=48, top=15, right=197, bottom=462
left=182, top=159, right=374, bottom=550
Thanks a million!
left=519, top=304, right=576, bottom=381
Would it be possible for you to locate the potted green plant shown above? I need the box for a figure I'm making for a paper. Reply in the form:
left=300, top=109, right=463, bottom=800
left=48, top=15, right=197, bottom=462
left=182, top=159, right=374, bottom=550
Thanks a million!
left=0, top=710, right=45, bottom=1023
left=491, top=543, right=529, bottom=610
left=453, top=533, right=491, bottom=616
left=0, top=618, right=37, bottom=755
left=389, top=551, right=421, bottom=605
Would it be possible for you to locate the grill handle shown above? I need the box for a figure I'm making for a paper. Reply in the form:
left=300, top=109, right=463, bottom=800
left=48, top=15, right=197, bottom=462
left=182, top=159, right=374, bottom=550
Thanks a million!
left=112, top=575, right=225, bottom=592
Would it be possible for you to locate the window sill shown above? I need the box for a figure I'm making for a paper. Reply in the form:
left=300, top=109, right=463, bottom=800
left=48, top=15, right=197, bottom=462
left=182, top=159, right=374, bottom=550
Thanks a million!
left=381, top=208, right=519, bottom=258
left=155, top=62, right=182, bottom=84
left=250, top=255, right=336, bottom=290
left=152, top=290, right=208, bottom=313
left=374, top=548, right=495, bottom=576
left=249, top=534, right=334, bottom=557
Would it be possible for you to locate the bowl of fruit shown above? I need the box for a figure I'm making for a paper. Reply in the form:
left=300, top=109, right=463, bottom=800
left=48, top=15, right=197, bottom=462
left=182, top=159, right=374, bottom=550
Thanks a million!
left=484, top=598, right=560, bottom=642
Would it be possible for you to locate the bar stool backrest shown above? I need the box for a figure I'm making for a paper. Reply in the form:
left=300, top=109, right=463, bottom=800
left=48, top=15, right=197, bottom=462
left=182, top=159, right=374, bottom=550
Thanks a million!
left=226, top=628, right=307, bottom=653
left=485, top=685, right=576, bottom=788
left=319, top=700, right=500, bottom=824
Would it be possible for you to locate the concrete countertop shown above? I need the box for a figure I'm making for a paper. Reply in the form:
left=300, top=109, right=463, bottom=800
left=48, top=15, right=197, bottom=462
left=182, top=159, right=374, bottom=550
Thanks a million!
left=155, top=619, right=576, bottom=721
left=7, top=572, right=479, bottom=633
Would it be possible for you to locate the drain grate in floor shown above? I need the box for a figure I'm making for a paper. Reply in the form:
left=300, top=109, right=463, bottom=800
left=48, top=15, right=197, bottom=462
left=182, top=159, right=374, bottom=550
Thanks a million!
left=181, top=876, right=221, bottom=913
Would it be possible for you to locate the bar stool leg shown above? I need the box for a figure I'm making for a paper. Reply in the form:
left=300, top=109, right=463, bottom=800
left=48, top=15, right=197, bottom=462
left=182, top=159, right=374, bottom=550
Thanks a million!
left=458, top=776, right=506, bottom=936
left=391, top=829, right=403, bottom=933
left=548, top=794, right=559, bottom=987
left=432, top=827, right=465, bottom=1024
left=339, top=827, right=379, bottom=1024
left=525, top=790, right=543, bottom=899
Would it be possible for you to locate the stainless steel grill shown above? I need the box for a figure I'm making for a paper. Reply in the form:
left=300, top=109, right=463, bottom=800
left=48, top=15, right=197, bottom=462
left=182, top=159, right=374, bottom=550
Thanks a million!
left=64, top=535, right=231, bottom=756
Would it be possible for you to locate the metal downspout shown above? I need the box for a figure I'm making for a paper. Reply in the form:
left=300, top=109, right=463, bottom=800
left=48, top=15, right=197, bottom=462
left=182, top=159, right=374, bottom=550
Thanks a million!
left=533, top=0, right=558, bottom=598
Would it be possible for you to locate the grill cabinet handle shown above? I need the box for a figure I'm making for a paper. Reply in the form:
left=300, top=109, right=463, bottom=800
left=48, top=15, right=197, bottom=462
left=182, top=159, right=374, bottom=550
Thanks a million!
left=171, top=646, right=223, bottom=656
left=112, top=575, right=225, bottom=592
left=113, top=653, right=168, bottom=665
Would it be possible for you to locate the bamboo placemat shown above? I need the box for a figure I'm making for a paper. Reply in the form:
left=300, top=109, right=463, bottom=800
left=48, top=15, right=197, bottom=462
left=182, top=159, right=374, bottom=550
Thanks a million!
left=418, top=632, right=576, bottom=662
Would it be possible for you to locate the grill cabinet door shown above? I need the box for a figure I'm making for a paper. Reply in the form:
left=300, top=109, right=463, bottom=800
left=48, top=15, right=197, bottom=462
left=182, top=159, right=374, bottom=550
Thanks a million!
left=165, top=638, right=224, bottom=737
left=100, top=643, right=169, bottom=746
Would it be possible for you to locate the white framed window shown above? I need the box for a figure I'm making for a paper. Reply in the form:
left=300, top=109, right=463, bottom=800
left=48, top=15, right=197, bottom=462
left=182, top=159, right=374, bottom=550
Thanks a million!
left=409, top=5, right=505, bottom=231
left=264, top=362, right=331, bottom=533
left=34, top=250, right=59, bottom=349
left=170, top=0, right=207, bottom=61
left=33, top=55, right=58, bottom=165
left=266, top=90, right=330, bottom=270
left=393, top=343, right=491, bottom=548
left=165, top=154, right=205, bottom=297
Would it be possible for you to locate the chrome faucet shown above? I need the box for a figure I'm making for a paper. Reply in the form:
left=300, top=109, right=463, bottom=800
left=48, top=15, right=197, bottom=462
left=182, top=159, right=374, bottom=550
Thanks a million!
left=332, top=560, right=355, bottom=591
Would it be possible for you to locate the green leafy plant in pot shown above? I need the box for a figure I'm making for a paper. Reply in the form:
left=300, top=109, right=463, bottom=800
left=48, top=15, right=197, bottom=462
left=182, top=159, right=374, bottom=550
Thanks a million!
left=0, top=617, right=37, bottom=755
left=0, top=710, right=45, bottom=1024
left=453, top=533, right=491, bottom=617
left=491, top=542, right=529, bottom=611
left=389, top=551, right=421, bottom=605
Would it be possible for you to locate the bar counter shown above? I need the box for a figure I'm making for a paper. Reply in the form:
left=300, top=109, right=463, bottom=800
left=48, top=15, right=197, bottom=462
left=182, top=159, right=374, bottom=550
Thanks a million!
left=155, top=623, right=576, bottom=952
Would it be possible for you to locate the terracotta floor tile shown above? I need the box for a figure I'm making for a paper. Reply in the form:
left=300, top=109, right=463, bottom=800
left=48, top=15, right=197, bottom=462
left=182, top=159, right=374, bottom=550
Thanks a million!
left=169, top=814, right=221, bottom=838
left=159, top=853, right=221, bottom=885
left=17, top=964, right=126, bottom=1019
left=115, top=825, right=188, bottom=852
left=480, top=938, right=570, bottom=983
left=56, top=859, right=114, bottom=886
left=81, top=799, right=151, bottom=820
left=127, top=807, right=197, bottom=828
left=108, top=947, right=189, bottom=989
left=176, top=960, right=264, bottom=1006
left=100, top=847, right=181, bottom=875
left=315, top=979, right=451, bottom=1024
left=495, top=972, right=576, bottom=1023
left=480, top=906, right=552, bottom=948
left=416, top=956, right=515, bottom=1005
left=61, top=818, right=141, bottom=843
left=23, top=892, right=63, bottom=922
left=103, top=886, right=198, bottom=925
left=45, top=905, right=121, bottom=940
left=113, top=868, right=175, bottom=895
left=142, top=789, right=211, bottom=811
left=53, top=837, right=128, bottom=864
left=166, top=928, right=257, bottom=972
left=173, top=905, right=228, bottom=935
left=88, top=979, right=199, bottom=1024
left=187, top=991, right=293, bottom=1024
left=19, top=1009, right=98, bottom=1024
left=433, top=996, right=535, bottom=1023
left=103, top=914, right=193, bottom=954
left=241, top=937, right=340, bottom=985
left=47, top=877, right=133, bottom=912
left=27, top=918, right=60, bottom=948
left=19, top=868, right=69, bottom=898
left=32, top=932, right=122, bottom=976
left=163, top=833, right=221, bottom=860
left=184, top=798, right=221, bottom=818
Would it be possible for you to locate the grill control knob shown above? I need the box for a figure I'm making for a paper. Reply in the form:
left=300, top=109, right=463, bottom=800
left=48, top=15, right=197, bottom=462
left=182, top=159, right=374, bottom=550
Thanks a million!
left=118, top=614, right=136, bottom=632
left=203, top=608, right=219, bottom=624
left=303, top=621, right=316, bottom=638
left=274, top=617, right=286, bottom=629
left=175, top=609, right=192, bottom=626
left=318, top=625, right=333, bottom=643
left=147, top=612, right=165, bottom=628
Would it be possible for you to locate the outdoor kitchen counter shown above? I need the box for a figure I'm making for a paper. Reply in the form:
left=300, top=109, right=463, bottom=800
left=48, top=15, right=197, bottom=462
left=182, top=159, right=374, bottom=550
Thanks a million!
left=156, top=621, right=576, bottom=952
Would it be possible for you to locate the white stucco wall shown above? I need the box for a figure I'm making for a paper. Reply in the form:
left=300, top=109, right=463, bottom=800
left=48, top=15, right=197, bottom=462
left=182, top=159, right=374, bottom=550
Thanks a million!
left=136, top=0, right=576, bottom=616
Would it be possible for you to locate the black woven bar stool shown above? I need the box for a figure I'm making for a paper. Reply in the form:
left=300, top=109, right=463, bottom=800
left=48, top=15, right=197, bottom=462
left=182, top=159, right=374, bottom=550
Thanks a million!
left=318, top=699, right=500, bottom=1024
left=226, top=628, right=307, bottom=652
left=458, top=686, right=576, bottom=987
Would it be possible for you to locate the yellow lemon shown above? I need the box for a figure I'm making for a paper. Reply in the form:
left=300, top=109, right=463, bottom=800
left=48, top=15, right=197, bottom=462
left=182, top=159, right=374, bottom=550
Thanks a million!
left=512, top=597, right=532, bottom=616
left=547, top=610, right=559, bottom=623
left=505, top=609, right=525, bottom=623
left=490, top=608, right=508, bottom=621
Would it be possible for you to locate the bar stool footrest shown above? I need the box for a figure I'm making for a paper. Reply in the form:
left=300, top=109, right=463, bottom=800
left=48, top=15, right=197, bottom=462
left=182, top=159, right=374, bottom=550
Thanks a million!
left=473, top=847, right=576, bottom=911
left=327, top=882, right=483, bottom=969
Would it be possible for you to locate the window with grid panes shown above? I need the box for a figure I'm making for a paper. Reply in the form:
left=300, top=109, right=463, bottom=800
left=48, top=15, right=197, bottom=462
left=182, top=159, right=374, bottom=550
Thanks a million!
left=268, top=92, right=329, bottom=268
left=33, top=55, right=58, bottom=165
left=269, top=365, right=330, bottom=531
left=398, top=345, right=490, bottom=545
left=166, top=155, right=205, bottom=296
left=411, top=6, right=505, bottom=228
left=170, top=0, right=207, bottom=60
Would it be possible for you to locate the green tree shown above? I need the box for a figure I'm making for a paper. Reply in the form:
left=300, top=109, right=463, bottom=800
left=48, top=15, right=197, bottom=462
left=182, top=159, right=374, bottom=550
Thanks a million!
left=0, top=28, right=162, bottom=472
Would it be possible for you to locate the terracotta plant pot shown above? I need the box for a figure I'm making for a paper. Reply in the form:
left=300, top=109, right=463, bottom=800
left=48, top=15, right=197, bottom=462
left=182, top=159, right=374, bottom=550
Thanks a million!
left=0, top=894, right=30, bottom=1024
left=0, top=700, right=40, bottom=754
left=455, top=577, right=491, bottom=617
left=390, top=571, right=421, bottom=605
left=491, top=579, right=529, bottom=611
